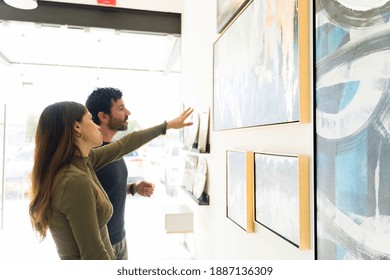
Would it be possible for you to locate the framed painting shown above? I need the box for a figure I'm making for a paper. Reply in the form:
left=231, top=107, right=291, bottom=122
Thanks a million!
left=197, top=109, right=210, bottom=153
left=315, top=0, right=390, bottom=259
left=182, top=154, right=198, bottom=194
left=226, top=150, right=254, bottom=233
left=183, top=111, right=199, bottom=150
left=255, top=152, right=309, bottom=250
left=193, top=157, right=207, bottom=199
left=213, top=0, right=309, bottom=131
left=217, top=0, right=251, bottom=33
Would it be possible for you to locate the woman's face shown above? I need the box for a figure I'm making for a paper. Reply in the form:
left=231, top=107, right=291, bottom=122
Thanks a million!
left=78, top=111, right=102, bottom=148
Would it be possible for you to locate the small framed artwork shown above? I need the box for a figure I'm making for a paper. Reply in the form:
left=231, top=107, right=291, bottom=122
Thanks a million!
left=217, top=0, right=251, bottom=33
left=226, top=150, right=254, bottom=233
left=254, top=152, right=309, bottom=250
left=182, top=154, right=198, bottom=193
left=197, top=109, right=210, bottom=153
left=192, top=157, right=207, bottom=199
left=213, top=0, right=309, bottom=131
left=183, top=111, right=199, bottom=150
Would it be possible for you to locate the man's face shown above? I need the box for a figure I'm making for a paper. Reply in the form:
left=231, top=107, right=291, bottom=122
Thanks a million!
left=108, top=98, right=131, bottom=131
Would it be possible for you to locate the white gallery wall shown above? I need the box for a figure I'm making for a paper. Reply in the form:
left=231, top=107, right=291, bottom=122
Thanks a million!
left=180, top=0, right=314, bottom=259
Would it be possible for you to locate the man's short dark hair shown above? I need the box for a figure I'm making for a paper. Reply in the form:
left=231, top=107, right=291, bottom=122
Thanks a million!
left=86, top=87, right=123, bottom=125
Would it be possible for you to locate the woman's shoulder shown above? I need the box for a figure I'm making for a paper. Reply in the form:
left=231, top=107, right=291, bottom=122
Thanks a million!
left=53, top=165, right=94, bottom=198
left=52, top=173, right=97, bottom=214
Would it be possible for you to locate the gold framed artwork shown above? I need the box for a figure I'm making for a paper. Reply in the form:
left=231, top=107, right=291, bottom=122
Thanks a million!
left=213, top=0, right=309, bottom=131
left=226, top=150, right=254, bottom=233
left=254, top=152, right=309, bottom=250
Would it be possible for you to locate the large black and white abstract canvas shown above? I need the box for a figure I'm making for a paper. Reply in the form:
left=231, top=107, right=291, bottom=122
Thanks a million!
left=315, top=0, right=390, bottom=259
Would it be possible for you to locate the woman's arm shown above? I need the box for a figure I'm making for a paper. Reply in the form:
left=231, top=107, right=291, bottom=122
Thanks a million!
left=90, top=108, right=194, bottom=170
left=91, top=122, right=167, bottom=170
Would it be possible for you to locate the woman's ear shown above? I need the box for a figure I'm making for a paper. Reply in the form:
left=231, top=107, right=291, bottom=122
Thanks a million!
left=74, top=121, right=81, bottom=133
left=74, top=121, right=83, bottom=139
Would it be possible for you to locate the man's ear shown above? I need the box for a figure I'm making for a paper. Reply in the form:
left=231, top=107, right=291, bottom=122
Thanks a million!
left=98, top=112, right=108, bottom=123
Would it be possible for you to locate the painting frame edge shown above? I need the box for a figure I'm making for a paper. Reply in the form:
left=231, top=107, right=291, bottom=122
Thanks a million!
left=298, top=154, right=310, bottom=250
left=246, top=151, right=255, bottom=233
left=298, top=0, right=310, bottom=124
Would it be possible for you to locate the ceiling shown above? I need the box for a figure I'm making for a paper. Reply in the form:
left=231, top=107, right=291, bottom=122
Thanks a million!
left=0, top=0, right=182, bottom=73
left=42, top=0, right=182, bottom=13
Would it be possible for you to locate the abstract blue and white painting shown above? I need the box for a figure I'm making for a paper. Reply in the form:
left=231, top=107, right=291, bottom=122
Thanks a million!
left=213, top=0, right=300, bottom=131
left=255, top=153, right=299, bottom=247
left=226, top=150, right=247, bottom=230
left=315, top=0, right=390, bottom=259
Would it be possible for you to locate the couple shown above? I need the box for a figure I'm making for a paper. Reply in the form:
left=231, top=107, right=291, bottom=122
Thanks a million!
left=29, top=87, right=193, bottom=260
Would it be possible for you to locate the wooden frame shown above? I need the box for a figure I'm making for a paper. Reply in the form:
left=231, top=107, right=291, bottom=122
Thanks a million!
left=226, top=150, right=254, bottom=233
left=213, top=0, right=309, bottom=131
left=299, top=155, right=310, bottom=250
left=254, top=152, right=309, bottom=250
left=298, top=0, right=310, bottom=123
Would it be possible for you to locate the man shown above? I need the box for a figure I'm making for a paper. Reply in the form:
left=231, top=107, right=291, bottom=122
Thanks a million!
left=86, top=87, right=156, bottom=260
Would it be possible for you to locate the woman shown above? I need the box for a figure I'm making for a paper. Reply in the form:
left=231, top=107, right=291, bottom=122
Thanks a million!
left=29, top=101, right=193, bottom=260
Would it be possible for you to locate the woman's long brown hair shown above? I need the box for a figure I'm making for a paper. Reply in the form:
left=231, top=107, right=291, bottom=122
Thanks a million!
left=29, top=101, right=86, bottom=239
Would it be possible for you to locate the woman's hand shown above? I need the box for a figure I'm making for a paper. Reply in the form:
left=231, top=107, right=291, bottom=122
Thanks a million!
left=166, top=107, right=194, bottom=129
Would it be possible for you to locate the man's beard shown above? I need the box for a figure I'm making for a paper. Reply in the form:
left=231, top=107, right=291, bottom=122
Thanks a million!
left=109, top=117, right=128, bottom=131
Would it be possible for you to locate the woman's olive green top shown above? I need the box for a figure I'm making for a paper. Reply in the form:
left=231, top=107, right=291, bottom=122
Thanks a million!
left=49, top=122, right=167, bottom=260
